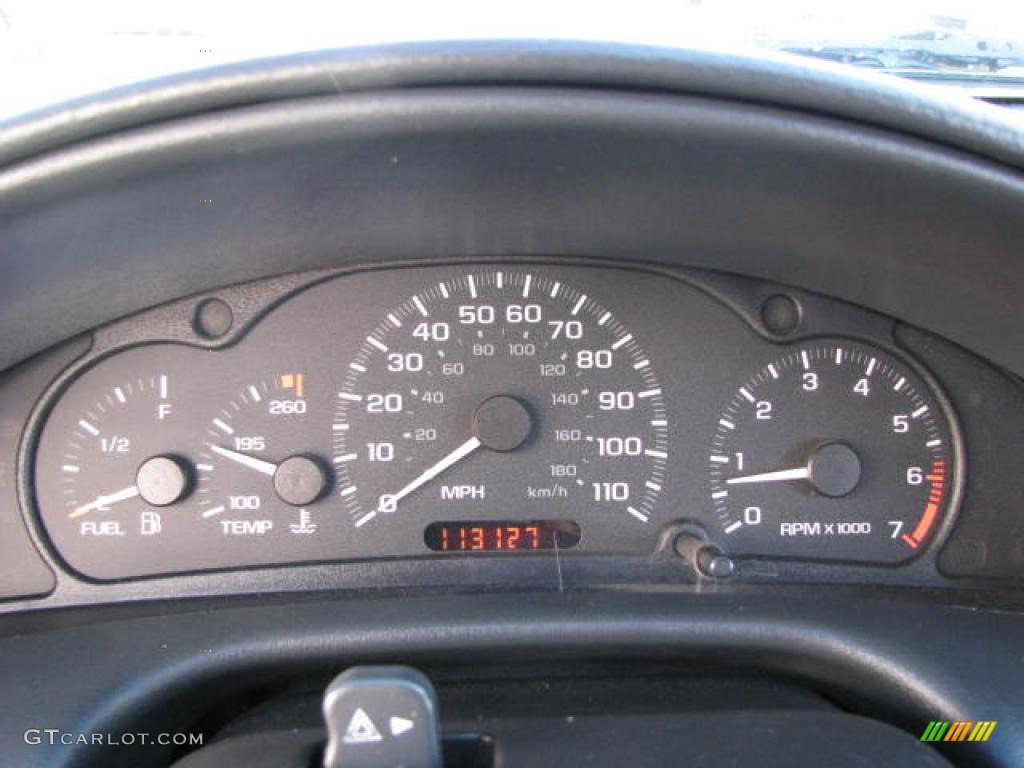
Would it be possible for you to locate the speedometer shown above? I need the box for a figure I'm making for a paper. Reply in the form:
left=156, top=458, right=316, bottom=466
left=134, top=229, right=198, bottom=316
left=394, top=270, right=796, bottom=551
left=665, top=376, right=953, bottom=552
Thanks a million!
left=332, top=270, right=669, bottom=544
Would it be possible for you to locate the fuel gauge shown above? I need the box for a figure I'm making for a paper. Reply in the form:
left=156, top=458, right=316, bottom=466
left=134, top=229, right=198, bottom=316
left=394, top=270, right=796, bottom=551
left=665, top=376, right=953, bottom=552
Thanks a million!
left=35, top=371, right=196, bottom=577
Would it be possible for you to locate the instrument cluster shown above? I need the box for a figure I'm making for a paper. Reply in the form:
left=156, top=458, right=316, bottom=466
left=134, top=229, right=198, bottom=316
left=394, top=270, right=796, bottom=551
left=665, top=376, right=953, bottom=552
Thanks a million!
left=30, top=263, right=962, bottom=582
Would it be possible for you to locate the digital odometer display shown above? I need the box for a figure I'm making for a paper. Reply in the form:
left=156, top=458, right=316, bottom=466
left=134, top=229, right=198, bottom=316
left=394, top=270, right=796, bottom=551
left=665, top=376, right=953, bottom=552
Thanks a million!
left=424, top=520, right=581, bottom=552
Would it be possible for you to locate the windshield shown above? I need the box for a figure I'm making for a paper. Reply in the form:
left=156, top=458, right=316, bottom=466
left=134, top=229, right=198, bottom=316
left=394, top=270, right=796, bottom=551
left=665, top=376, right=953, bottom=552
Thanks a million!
left=2, top=0, right=1023, bottom=121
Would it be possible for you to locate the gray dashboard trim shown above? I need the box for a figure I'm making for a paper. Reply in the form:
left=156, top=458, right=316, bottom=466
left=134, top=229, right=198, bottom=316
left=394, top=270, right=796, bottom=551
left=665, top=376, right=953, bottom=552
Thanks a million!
left=0, top=592, right=1018, bottom=768
left=2, top=84, right=1024, bottom=380
left=2, top=41, right=1022, bottom=169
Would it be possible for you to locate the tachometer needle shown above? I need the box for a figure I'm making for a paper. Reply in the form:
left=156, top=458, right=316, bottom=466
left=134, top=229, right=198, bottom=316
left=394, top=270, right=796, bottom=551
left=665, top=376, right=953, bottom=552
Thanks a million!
left=725, top=466, right=810, bottom=485
left=69, top=486, right=140, bottom=518
left=378, top=436, right=482, bottom=513
left=208, top=443, right=278, bottom=476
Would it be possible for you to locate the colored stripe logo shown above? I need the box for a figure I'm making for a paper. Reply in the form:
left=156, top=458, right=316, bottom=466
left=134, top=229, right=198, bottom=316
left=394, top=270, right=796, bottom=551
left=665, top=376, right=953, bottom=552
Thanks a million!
left=921, top=721, right=996, bottom=742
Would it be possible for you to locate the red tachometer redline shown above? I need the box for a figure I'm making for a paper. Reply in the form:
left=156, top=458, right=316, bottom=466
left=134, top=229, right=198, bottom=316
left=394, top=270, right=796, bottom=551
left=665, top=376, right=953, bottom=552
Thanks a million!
left=903, top=459, right=947, bottom=548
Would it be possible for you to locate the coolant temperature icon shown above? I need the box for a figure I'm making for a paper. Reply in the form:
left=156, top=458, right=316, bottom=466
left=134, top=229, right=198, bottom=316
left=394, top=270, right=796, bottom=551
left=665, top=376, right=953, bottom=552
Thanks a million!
left=289, top=509, right=318, bottom=535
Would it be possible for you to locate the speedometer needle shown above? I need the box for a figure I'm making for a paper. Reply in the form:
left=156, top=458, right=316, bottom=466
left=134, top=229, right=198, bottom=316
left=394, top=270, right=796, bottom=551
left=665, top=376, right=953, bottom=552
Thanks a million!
left=208, top=443, right=278, bottom=476
left=69, top=486, right=140, bottom=518
left=378, top=436, right=481, bottom=513
left=725, top=466, right=810, bottom=485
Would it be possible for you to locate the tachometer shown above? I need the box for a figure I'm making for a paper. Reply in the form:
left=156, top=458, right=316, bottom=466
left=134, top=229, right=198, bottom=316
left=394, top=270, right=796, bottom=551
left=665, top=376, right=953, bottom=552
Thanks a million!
left=708, top=341, right=957, bottom=563
left=332, top=270, right=669, bottom=543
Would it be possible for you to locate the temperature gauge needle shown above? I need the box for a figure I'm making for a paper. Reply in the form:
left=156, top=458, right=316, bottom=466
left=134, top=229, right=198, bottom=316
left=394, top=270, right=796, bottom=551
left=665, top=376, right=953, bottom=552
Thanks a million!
left=69, top=486, right=140, bottom=518
left=208, top=443, right=278, bottom=476
left=379, top=436, right=481, bottom=513
left=726, top=466, right=810, bottom=485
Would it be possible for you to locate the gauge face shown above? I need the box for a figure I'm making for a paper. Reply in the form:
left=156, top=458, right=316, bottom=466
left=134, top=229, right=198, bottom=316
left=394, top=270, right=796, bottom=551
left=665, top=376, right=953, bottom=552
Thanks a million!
left=196, top=375, right=331, bottom=535
left=708, top=342, right=955, bottom=563
left=332, top=270, right=669, bottom=543
left=35, top=372, right=195, bottom=576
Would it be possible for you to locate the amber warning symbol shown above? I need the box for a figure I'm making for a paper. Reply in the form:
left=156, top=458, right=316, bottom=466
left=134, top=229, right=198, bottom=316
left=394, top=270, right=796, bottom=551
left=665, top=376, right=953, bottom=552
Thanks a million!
left=279, top=373, right=305, bottom=398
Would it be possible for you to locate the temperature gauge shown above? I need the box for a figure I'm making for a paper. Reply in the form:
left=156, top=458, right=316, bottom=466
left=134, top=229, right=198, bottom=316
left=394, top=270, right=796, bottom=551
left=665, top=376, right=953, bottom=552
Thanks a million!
left=195, top=374, right=330, bottom=538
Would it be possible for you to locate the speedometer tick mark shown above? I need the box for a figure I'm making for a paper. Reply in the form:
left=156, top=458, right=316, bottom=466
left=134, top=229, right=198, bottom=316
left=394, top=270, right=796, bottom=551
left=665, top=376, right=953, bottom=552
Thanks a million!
left=627, top=507, right=649, bottom=523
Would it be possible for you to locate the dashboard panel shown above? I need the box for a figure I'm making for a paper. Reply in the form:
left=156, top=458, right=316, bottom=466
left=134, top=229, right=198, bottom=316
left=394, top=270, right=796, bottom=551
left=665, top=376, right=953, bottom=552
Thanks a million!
left=2, top=42, right=1024, bottom=768
left=21, top=260, right=978, bottom=589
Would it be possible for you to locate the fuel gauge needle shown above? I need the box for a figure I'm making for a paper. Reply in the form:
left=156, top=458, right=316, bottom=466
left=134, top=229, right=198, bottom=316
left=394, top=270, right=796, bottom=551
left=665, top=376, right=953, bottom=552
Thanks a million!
left=69, top=486, right=140, bottom=518
left=725, top=466, right=810, bottom=485
left=207, top=443, right=278, bottom=476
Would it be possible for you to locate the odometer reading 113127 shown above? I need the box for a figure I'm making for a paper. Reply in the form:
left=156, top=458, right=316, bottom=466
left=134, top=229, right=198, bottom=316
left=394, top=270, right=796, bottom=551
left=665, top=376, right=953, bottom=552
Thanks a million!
left=424, top=520, right=582, bottom=552
left=332, top=270, right=669, bottom=541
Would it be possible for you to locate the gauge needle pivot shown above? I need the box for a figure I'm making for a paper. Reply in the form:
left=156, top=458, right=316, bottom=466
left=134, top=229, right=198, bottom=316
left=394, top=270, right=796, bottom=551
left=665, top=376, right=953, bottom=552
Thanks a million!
left=379, top=436, right=482, bottom=513
left=726, top=466, right=810, bottom=485
left=69, top=485, right=140, bottom=518
left=724, top=442, right=862, bottom=498
left=208, top=443, right=278, bottom=476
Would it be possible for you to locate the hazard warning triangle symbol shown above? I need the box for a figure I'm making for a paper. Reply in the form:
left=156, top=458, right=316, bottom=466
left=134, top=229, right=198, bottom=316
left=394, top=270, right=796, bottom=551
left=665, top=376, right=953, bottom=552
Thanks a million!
left=342, top=708, right=383, bottom=744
